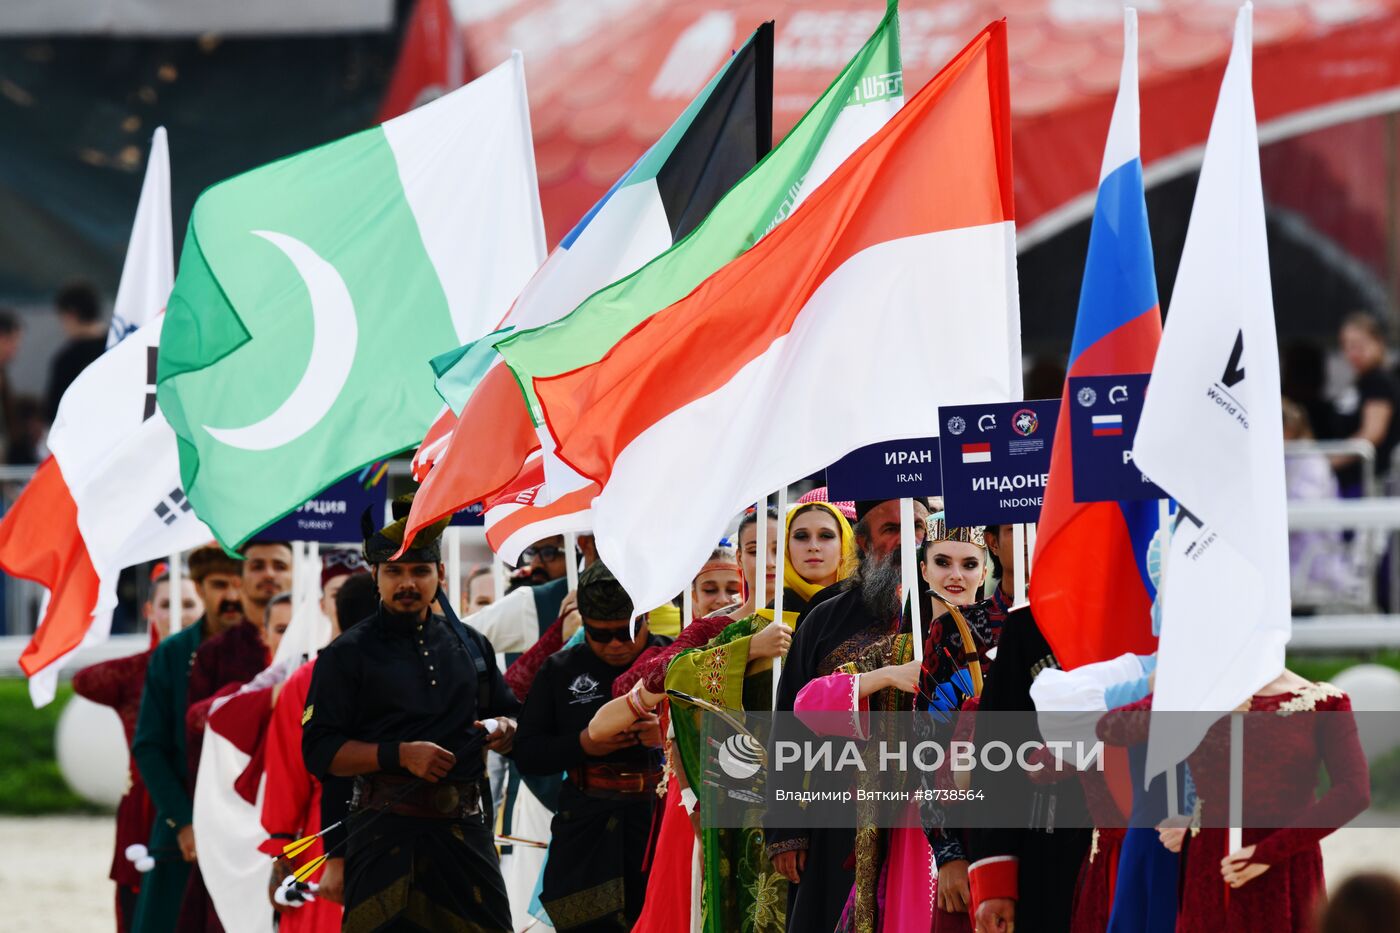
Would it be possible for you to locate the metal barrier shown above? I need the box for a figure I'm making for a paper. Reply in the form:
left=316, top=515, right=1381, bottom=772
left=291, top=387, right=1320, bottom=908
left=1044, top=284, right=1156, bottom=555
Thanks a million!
left=1284, top=438, right=1377, bottom=497
left=6, top=451, right=1400, bottom=670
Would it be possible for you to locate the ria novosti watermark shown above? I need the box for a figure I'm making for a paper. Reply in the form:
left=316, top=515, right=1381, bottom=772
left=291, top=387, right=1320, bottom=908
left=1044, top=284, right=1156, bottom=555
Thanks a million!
left=693, top=710, right=1388, bottom=831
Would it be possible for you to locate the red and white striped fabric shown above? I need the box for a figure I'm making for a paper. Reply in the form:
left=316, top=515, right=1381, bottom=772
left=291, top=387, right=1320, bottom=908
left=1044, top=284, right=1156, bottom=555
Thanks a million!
left=0, top=136, right=212, bottom=705
left=480, top=453, right=595, bottom=564
left=535, top=21, right=1020, bottom=612
left=410, top=404, right=456, bottom=481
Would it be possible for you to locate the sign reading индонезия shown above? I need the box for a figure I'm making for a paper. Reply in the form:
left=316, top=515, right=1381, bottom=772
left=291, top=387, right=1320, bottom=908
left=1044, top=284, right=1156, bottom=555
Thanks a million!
left=827, top=389, right=1161, bottom=522
left=937, top=399, right=1059, bottom=525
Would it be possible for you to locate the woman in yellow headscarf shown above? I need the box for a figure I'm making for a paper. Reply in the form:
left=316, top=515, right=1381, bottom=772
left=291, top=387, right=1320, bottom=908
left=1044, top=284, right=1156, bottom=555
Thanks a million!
left=665, top=499, right=856, bottom=933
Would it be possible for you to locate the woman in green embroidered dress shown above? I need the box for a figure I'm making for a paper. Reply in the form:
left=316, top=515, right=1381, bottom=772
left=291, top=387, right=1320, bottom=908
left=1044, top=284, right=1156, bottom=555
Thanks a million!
left=667, top=501, right=857, bottom=933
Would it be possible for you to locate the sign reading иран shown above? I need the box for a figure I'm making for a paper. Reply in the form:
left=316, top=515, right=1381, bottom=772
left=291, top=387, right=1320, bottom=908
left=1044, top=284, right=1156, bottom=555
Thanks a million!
left=825, top=437, right=942, bottom=502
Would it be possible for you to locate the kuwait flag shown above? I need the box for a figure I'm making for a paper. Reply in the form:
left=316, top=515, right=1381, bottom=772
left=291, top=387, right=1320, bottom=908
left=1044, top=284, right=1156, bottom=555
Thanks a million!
left=495, top=1, right=904, bottom=430
left=1031, top=10, right=1164, bottom=672
left=534, top=21, right=1019, bottom=612
left=158, top=56, right=546, bottom=549
left=409, top=2, right=906, bottom=560
left=407, top=23, right=773, bottom=494
left=0, top=131, right=215, bottom=705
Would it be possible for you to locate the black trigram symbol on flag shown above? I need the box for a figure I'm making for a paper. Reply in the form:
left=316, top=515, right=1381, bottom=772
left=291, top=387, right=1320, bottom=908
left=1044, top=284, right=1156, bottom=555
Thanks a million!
left=144, top=346, right=158, bottom=421
left=154, top=488, right=192, bottom=526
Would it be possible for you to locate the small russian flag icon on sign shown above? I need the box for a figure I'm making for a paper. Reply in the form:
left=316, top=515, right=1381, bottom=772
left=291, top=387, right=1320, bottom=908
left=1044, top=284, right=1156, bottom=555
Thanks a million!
left=961, top=442, right=992, bottom=464
left=1092, top=414, right=1124, bottom=437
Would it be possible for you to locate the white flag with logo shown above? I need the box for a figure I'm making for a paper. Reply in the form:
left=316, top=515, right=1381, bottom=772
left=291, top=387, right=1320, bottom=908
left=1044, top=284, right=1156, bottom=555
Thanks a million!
left=108, top=127, right=172, bottom=346
left=1132, top=3, right=1290, bottom=782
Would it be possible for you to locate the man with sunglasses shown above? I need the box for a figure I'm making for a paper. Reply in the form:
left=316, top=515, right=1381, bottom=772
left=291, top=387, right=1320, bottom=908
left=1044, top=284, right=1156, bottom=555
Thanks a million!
left=514, top=561, right=671, bottom=931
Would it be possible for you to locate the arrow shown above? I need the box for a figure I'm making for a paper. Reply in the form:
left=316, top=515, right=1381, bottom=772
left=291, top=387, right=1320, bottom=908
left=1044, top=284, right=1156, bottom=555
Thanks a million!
left=1222, top=331, right=1245, bottom=388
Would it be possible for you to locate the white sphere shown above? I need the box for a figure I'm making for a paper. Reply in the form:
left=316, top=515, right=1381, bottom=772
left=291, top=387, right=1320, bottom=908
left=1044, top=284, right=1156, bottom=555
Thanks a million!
left=55, top=695, right=129, bottom=808
left=125, top=843, right=147, bottom=862
left=135, top=856, right=156, bottom=873
left=1331, top=664, right=1400, bottom=762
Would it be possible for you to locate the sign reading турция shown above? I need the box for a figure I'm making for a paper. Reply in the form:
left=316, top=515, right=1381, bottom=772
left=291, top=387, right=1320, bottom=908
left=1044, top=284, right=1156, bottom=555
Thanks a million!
left=826, top=437, right=942, bottom=501
left=937, top=399, right=1059, bottom=526
left=254, top=475, right=387, bottom=543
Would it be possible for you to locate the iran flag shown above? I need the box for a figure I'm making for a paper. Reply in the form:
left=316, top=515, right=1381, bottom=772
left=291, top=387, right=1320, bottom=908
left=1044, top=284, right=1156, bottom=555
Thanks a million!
left=0, top=130, right=214, bottom=705
left=536, top=22, right=1020, bottom=612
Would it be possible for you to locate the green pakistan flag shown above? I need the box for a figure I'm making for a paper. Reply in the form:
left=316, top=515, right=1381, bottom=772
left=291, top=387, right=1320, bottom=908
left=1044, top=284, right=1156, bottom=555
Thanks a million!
left=157, top=58, right=545, bottom=548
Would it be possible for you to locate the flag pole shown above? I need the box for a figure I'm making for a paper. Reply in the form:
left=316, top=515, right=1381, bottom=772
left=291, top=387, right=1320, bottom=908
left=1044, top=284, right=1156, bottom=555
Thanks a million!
left=306, top=542, right=320, bottom=615
left=291, top=541, right=307, bottom=615
left=564, top=531, right=580, bottom=594
left=1229, top=711, right=1243, bottom=857
left=1012, top=524, right=1028, bottom=607
left=901, top=498, right=923, bottom=663
left=682, top=586, right=693, bottom=628
left=1024, top=522, right=1037, bottom=578
left=754, top=495, right=768, bottom=614
left=773, top=485, right=788, bottom=707
left=446, top=527, right=462, bottom=615
left=168, top=552, right=183, bottom=633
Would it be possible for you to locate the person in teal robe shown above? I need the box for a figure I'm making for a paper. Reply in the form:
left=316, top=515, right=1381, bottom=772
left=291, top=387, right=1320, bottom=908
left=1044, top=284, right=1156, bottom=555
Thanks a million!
left=130, top=545, right=246, bottom=933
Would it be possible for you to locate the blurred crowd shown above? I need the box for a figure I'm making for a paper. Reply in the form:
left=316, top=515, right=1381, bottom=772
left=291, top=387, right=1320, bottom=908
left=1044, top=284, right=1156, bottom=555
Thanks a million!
left=1281, top=311, right=1400, bottom=610
left=0, top=280, right=110, bottom=467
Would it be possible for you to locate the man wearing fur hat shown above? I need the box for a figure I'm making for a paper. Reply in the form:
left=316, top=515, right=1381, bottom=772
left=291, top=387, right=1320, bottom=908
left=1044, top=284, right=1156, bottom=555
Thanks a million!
left=514, top=560, right=671, bottom=931
left=301, top=498, right=520, bottom=932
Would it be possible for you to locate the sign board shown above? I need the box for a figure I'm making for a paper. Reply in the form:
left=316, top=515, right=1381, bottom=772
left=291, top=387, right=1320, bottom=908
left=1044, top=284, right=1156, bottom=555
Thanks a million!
left=1067, top=374, right=1167, bottom=502
left=255, top=475, right=387, bottom=543
left=936, top=399, right=1059, bottom=526
left=825, top=437, right=942, bottom=502
left=451, top=503, right=486, bottom=526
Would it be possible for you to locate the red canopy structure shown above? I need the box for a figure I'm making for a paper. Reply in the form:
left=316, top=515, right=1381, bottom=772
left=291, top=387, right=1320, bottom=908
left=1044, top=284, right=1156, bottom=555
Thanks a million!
left=458, top=0, right=1400, bottom=272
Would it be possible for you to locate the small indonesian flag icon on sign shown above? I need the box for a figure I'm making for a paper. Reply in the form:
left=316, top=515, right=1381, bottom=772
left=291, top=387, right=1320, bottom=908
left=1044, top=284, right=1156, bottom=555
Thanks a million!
left=961, top=442, right=992, bottom=464
left=1092, top=414, right=1124, bottom=437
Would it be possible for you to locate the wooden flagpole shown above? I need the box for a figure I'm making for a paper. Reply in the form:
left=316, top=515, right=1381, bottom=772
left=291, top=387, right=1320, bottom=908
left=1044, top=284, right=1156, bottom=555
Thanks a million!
left=773, top=485, right=788, bottom=707
left=902, top=498, right=923, bottom=663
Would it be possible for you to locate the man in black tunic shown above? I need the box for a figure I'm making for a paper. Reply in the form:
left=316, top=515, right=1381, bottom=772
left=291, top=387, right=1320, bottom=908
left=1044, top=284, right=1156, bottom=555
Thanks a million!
left=514, top=561, right=671, bottom=931
left=301, top=502, right=520, bottom=932
left=966, top=524, right=1091, bottom=933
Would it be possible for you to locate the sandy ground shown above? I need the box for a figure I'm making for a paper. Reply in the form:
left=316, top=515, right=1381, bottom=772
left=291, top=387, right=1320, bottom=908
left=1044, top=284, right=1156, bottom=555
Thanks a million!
left=5, top=815, right=1400, bottom=930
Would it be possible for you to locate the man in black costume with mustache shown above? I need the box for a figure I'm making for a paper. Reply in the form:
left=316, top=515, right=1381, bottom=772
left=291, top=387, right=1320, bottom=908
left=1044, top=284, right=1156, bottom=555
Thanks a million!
left=302, top=496, right=521, bottom=931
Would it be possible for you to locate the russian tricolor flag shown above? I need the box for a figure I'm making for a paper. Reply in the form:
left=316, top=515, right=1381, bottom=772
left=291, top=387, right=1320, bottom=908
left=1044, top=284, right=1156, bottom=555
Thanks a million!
left=1031, top=10, right=1164, bottom=671
left=1092, top=414, right=1125, bottom=437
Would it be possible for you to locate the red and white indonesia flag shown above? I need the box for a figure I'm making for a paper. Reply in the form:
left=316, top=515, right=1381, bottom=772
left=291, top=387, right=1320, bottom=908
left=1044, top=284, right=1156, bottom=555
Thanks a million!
left=0, top=131, right=213, bottom=705
left=534, top=22, right=1021, bottom=612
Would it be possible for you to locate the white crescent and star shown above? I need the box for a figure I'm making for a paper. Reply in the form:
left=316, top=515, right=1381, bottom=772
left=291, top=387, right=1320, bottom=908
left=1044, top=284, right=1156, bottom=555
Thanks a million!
left=202, top=231, right=358, bottom=451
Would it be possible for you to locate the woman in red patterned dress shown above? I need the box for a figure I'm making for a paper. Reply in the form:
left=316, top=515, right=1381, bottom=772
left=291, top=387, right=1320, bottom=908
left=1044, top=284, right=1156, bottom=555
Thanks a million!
left=1102, top=669, right=1370, bottom=932
left=72, top=567, right=198, bottom=933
